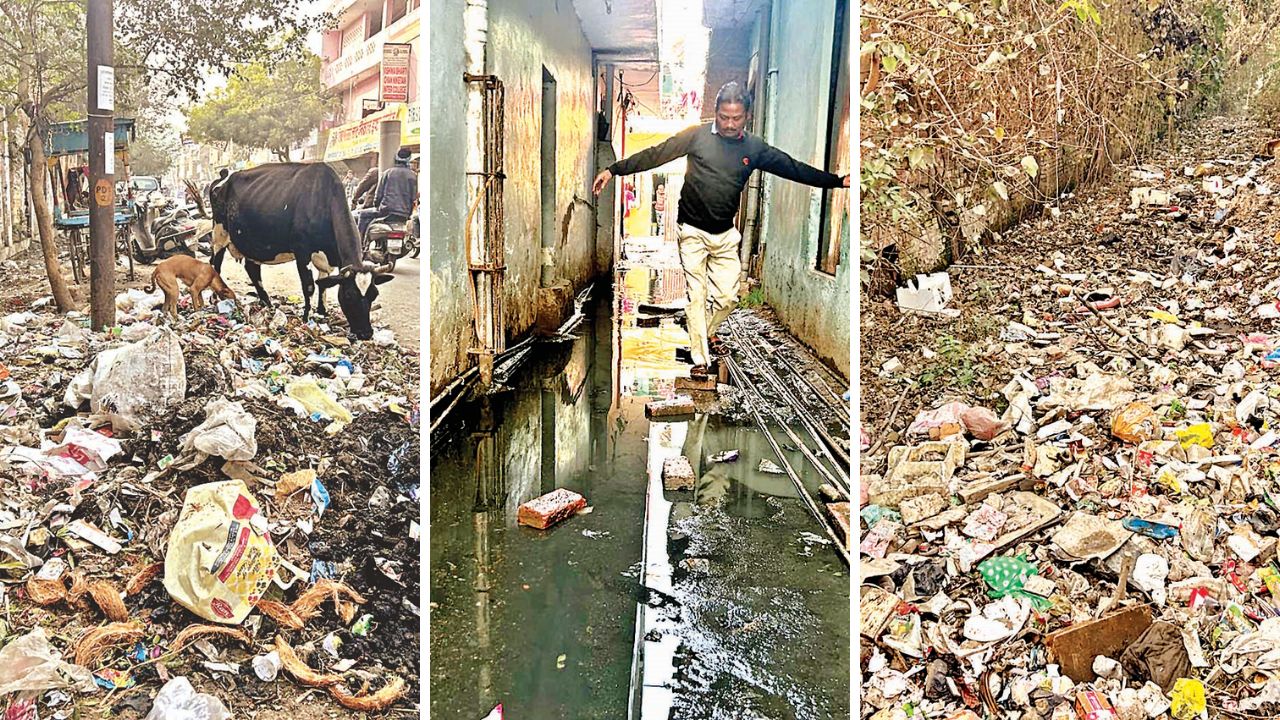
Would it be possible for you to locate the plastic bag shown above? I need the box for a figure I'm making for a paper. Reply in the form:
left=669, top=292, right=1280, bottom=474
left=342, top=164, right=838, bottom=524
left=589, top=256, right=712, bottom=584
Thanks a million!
left=284, top=379, right=353, bottom=432
left=978, top=555, right=1049, bottom=608
left=1112, top=402, right=1158, bottom=443
left=0, top=627, right=96, bottom=696
left=1170, top=678, right=1205, bottom=720
left=145, top=677, right=230, bottom=720
left=172, top=398, right=258, bottom=468
left=162, top=481, right=278, bottom=625
left=1176, top=423, right=1214, bottom=449
left=64, top=328, right=186, bottom=431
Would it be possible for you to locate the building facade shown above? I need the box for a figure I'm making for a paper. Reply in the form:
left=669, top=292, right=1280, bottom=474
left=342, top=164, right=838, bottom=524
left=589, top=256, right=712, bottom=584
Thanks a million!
left=319, top=0, right=422, bottom=173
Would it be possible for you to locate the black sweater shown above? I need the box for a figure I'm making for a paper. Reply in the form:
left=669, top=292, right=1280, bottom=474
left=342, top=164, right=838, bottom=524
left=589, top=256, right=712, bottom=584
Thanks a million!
left=608, top=123, right=844, bottom=234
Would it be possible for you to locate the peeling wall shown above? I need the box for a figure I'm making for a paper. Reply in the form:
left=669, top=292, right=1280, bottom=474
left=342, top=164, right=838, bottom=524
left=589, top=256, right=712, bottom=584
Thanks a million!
left=758, top=0, right=850, bottom=379
left=429, top=0, right=599, bottom=394
left=428, top=0, right=472, bottom=394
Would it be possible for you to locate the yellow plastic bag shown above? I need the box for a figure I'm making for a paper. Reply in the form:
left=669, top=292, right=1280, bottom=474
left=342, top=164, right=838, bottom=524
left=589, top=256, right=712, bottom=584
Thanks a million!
left=285, top=379, right=354, bottom=433
left=1150, top=310, right=1180, bottom=324
left=1170, top=678, right=1205, bottom=720
left=1176, top=423, right=1214, bottom=449
left=1112, top=402, right=1159, bottom=443
left=162, top=480, right=278, bottom=625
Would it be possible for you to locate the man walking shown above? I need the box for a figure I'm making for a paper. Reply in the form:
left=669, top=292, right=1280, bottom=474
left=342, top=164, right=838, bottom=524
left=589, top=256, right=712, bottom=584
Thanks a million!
left=593, top=81, right=848, bottom=378
left=354, top=148, right=418, bottom=239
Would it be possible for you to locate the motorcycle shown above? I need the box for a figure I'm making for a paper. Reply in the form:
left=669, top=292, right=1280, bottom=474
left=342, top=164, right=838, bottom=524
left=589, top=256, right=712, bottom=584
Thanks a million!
left=129, top=189, right=200, bottom=263
left=408, top=212, right=420, bottom=259
left=362, top=214, right=412, bottom=273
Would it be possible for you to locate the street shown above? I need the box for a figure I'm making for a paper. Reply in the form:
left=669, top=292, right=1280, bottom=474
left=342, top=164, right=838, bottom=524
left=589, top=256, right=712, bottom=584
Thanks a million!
left=217, top=254, right=421, bottom=351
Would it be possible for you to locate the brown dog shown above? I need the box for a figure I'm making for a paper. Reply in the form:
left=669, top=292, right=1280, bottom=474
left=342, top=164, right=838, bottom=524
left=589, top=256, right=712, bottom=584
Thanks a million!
left=143, top=255, right=237, bottom=319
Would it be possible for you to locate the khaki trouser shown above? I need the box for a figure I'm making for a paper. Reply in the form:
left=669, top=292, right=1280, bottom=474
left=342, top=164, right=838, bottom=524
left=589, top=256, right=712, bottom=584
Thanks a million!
left=677, top=223, right=741, bottom=367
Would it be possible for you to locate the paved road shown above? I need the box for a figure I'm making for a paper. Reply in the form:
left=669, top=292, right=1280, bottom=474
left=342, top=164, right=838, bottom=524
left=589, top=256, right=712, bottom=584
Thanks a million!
left=217, top=255, right=420, bottom=352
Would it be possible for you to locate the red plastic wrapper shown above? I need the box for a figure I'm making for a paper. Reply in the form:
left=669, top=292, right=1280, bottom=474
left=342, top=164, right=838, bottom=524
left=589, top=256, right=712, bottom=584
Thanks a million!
left=1076, top=690, right=1118, bottom=720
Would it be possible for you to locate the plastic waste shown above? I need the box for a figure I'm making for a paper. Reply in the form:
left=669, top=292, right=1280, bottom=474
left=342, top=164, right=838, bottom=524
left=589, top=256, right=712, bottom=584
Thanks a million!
left=145, top=677, right=231, bottom=720
left=63, top=327, right=186, bottom=431
left=1112, top=402, right=1159, bottom=443
left=252, top=651, right=281, bottom=682
left=162, top=480, right=279, bottom=624
left=1175, top=423, right=1213, bottom=449
left=0, top=627, right=96, bottom=696
left=172, top=398, right=258, bottom=467
left=1257, top=301, right=1280, bottom=319
left=284, top=379, right=353, bottom=432
left=896, top=272, right=954, bottom=314
left=1122, top=518, right=1179, bottom=540
left=1169, top=678, right=1205, bottom=720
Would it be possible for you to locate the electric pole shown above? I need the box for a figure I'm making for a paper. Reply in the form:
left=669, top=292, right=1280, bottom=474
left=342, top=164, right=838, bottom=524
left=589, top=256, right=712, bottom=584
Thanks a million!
left=88, top=0, right=115, bottom=330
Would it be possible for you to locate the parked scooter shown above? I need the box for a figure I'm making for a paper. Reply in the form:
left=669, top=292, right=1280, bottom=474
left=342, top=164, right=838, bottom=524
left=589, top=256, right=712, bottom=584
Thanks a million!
left=129, top=189, right=199, bottom=262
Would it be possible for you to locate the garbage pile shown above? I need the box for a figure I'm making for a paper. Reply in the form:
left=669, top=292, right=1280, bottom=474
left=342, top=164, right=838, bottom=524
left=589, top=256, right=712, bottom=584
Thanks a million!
left=0, top=277, right=419, bottom=717
left=861, top=116, right=1280, bottom=719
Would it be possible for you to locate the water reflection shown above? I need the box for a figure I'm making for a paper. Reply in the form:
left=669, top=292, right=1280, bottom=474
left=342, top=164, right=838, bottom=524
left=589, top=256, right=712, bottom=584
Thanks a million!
left=432, top=231, right=846, bottom=718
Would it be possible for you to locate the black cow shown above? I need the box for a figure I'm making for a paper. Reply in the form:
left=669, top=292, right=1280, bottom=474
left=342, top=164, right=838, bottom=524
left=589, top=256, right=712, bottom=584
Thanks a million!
left=208, top=163, right=392, bottom=340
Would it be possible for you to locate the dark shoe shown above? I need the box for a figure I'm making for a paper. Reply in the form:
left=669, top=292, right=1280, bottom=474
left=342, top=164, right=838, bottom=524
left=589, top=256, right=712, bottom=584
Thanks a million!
left=690, top=364, right=710, bottom=379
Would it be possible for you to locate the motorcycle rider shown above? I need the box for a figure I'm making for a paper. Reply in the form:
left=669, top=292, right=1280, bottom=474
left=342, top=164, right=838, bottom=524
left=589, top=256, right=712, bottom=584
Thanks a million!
left=353, top=147, right=418, bottom=240
left=351, top=165, right=380, bottom=209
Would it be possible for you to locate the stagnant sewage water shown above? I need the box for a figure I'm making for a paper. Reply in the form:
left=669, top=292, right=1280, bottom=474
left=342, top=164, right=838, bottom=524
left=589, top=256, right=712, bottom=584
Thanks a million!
left=430, top=250, right=849, bottom=719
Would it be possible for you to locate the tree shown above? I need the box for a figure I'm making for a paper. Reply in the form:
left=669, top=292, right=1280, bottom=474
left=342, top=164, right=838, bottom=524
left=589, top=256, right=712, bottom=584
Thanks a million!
left=0, top=0, right=330, bottom=314
left=187, top=55, right=336, bottom=161
left=130, top=134, right=176, bottom=177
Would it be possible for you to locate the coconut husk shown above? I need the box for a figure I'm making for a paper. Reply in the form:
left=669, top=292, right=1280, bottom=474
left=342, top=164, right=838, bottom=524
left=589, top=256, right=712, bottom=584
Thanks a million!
left=124, top=562, right=163, bottom=596
left=86, top=580, right=128, bottom=622
left=74, top=622, right=144, bottom=667
left=66, top=571, right=91, bottom=610
left=291, top=579, right=367, bottom=622
left=329, top=675, right=407, bottom=711
left=274, top=635, right=341, bottom=687
left=171, top=625, right=253, bottom=655
left=257, top=600, right=306, bottom=630
left=25, top=576, right=66, bottom=606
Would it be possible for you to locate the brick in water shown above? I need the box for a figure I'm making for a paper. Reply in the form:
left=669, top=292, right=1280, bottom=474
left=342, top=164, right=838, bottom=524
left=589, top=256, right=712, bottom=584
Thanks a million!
left=517, top=488, right=587, bottom=530
left=646, top=396, right=695, bottom=418
left=663, top=456, right=695, bottom=490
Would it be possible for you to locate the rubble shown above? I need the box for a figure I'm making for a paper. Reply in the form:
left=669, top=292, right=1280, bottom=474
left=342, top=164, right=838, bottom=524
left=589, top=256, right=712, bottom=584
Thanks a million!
left=0, top=258, right=419, bottom=717
left=862, top=117, right=1280, bottom=718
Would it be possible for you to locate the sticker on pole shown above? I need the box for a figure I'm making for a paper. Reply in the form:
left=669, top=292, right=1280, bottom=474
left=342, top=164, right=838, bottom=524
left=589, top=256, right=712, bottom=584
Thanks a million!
left=97, top=66, right=114, bottom=111
left=94, top=179, right=113, bottom=207
left=104, top=133, right=114, bottom=175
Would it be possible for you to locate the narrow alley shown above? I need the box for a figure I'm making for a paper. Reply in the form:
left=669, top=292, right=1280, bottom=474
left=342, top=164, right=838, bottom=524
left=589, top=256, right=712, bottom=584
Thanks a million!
left=430, top=230, right=850, bottom=719
left=429, top=1, right=851, bottom=717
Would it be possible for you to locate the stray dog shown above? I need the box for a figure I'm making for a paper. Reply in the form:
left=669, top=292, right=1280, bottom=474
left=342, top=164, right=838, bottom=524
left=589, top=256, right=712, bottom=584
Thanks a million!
left=144, top=255, right=237, bottom=319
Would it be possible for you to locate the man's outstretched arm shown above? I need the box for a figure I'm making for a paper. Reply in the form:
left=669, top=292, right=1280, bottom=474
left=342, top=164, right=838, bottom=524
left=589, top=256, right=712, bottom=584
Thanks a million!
left=756, top=143, right=849, bottom=188
left=593, top=125, right=700, bottom=195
